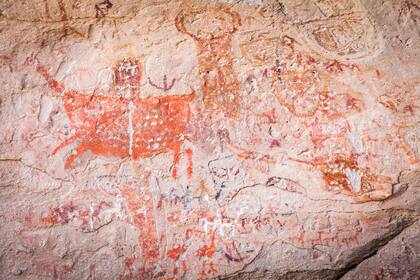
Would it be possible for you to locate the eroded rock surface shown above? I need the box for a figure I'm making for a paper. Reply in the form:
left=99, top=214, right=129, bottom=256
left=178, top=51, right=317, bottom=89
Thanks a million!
left=341, top=219, right=420, bottom=280
left=0, top=0, right=419, bottom=279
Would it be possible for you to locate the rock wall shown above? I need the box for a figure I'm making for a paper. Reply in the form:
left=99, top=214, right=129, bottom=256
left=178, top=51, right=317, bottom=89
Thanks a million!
left=0, top=0, right=419, bottom=279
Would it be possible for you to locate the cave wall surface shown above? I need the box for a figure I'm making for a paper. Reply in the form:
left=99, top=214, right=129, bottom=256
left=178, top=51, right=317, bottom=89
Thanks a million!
left=0, top=0, right=419, bottom=279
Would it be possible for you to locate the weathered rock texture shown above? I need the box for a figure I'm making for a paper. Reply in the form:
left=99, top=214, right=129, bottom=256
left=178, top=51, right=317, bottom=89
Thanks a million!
left=341, top=219, right=420, bottom=280
left=0, top=0, right=419, bottom=279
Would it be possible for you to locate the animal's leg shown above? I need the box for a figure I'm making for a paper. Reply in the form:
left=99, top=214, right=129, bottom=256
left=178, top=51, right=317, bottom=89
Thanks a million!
left=51, top=135, right=78, bottom=155
left=64, top=143, right=88, bottom=169
left=186, top=148, right=193, bottom=178
left=171, top=147, right=181, bottom=178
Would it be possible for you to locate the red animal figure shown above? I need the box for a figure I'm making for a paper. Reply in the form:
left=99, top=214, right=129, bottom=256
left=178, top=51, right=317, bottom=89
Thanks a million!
left=289, top=153, right=392, bottom=202
left=31, top=57, right=194, bottom=177
left=217, top=129, right=392, bottom=202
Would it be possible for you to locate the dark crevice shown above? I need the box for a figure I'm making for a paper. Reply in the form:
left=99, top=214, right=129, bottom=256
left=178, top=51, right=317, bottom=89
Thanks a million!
left=334, top=217, right=419, bottom=279
left=217, top=214, right=419, bottom=280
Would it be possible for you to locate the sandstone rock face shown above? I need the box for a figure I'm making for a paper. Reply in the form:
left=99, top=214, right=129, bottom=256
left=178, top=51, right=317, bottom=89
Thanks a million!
left=340, top=219, right=420, bottom=280
left=0, top=0, right=419, bottom=279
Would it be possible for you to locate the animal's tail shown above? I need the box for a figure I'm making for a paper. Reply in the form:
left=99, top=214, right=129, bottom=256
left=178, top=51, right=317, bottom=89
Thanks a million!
left=181, top=87, right=195, bottom=101
left=25, top=54, right=64, bottom=94
left=36, top=64, right=65, bottom=94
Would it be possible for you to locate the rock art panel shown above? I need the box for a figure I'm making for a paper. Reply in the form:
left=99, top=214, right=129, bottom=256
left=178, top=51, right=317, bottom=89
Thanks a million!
left=0, top=0, right=419, bottom=279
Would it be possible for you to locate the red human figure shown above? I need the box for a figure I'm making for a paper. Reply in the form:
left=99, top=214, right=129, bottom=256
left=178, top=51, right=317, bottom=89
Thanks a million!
left=176, top=6, right=241, bottom=118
